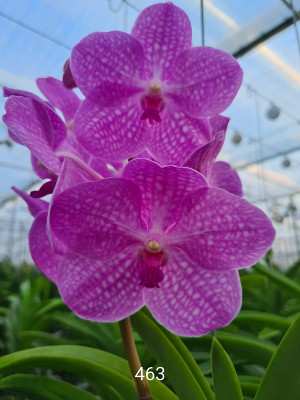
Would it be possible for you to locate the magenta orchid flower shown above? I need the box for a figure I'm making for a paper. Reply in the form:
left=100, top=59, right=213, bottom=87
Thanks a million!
left=48, top=159, right=275, bottom=336
left=2, top=84, right=117, bottom=197
left=13, top=155, right=103, bottom=281
left=70, top=2, right=242, bottom=164
left=184, top=115, right=243, bottom=196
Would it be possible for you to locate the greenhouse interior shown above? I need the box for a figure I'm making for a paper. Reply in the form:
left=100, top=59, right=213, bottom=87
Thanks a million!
left=0, top=1, right=299, bottom=400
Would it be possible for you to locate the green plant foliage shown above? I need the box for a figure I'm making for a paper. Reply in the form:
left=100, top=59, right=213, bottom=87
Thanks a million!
left=0, top=373, right=98, bottom=399
left=0, top=257, right=299, bottom=400
left=131, top=311, right=210, bottom=400
left=0, top=345, right=177, bottom=400
left=254, top=315, right=300, bottom=400
left=211, top=338, right=243, bottom=400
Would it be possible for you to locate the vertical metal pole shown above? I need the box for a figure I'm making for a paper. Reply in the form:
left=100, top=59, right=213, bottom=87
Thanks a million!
left=200, top=0, right=205, bottom=46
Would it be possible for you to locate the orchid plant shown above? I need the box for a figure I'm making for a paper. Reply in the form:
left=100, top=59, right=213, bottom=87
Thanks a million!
left=2, top=3, right=279, bottom=399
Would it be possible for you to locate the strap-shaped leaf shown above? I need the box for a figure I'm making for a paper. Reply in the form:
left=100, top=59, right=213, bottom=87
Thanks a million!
left=254, top=315, right=300, bottom=400
left=0, top=373, right=98, bottom=400
left=211, top=338, right=243, bottom=400
left=185, top=331, right=275, bottom=367
left=253, top=263, right=300, bottom=298
left=234, top=311, right=292, bottom=333
left=0, top=345, right=178, bottom=400
left=131, top=310, right=209, bottom=400
left=140, top=309, right=215, bottom=400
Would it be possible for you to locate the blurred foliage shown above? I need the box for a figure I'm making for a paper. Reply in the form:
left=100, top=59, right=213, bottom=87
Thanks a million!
left=0, top=252, right=299, bottom=399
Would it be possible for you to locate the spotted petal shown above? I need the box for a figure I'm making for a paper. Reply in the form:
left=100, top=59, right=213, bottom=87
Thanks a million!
left=3, top=88, right=65, bottom=149
left=131, top=2, right=192, bottom=81
left=210, top=161, right=243, bottom=196
left=3, top=96, right=65, bottom=174
left=73, top=98, right=146, bottom=161
left=146, top=107, right=211, bottom=165
left=50, top=179, right=146, bottom=260
left=168, top=47, right=243, bottom=117
left=144, top=248, right=242, bottom=336
left=37, top=77, right=81, bottom=122
left=57, top=249, right=144, bottom=322
left=29, top=212, right=61, bottom=283
left=183, top=115, right=229, bottom=174
left=71, top=31, right=145, bottom=106
left=123, top=159, right=207, bottom=232
left=169, top=187, right=275, bottom=271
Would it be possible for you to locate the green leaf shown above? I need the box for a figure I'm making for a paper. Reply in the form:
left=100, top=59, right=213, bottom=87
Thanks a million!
left=0, top=345, right=178, bottom=400
left=140, top=309, right=215, bottom=400
left=254, top=315, right=300, bottom=400
left=131, top=311, right=210, bottom=400
left=211, top=338, right=243, bottom=400
left=0, top=373, right=98, bottom=400
left=186, top=331, right=275, bottom=367
left=19, top=330, right=79, bottom=346
left=253, top=263, right=300, bottom=298
left=240, top=274, right=267, bottom=289
left=234, top=311, right=291, bottom=333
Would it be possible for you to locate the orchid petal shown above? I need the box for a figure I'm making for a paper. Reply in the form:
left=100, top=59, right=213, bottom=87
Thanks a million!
left=57, top=249, right=144, bottom=322
left=47, top=156, right=101, bottom=256
left=50, top=179, right=146, bottom=260
left=183, top=115, right=229, bottom=174
left=169, top=47, right=243, bottom=117
left=144, top=248, right=241, bottom=336
left=29, top=212, right=61, bottom=283
left=123, top=159, right=207, bottom=232
left=3, top=96, right=65, bottom=174
left=12, top=186, right=48, bottom=217
left=71, top=31, right=145, bottom=106
left=63, top=58, right=77, bottom=89
left=3, top=87, right=65, bottom=149
left=73, top=98, right=146, bottom=161
left=169, top=187, right=275, bottom=271
left=210, top=161, right=243, bottom=196
left=131, top=2, right=192, bottom=81
left=31, top=154, right=52, bottom=179
left=37, top=77, right=81, bottom=122
left=146, top=107, right=211, bottom=165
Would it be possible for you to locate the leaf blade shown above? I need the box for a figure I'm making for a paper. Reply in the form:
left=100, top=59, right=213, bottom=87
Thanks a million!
left=211, top=338, right=243, bottom=400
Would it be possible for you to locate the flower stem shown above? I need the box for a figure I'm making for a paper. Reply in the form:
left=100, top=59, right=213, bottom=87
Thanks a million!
left=119, top=317, right=152, bottom=400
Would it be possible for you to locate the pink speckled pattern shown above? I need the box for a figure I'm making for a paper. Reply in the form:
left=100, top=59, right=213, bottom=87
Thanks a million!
left=73, top=97, right=146, bottom=161
left=210, top=161, right=243, bottom=197
left=183, top=115, right=229, bottom=174
left=57, top=249, right=144, bottom=322
left=168, top=47, right=243, bottom=117
left=131, top=2, right=192, bottom=81
left=29, top=212, right=61, bottom=283
left=71, top=31, right=145, bottom=106
left=169, top=187, right=275, bottom=271
left=49, top=160, right=275, bottom=334
left=50, top=178, right=146, bottom=260
left=146, top=107, right=212, bottom=165
left=37, top=77, right=81, bottom=122
left=3, top=3, right=277, bottom=337
left=3, top=96, right=65, bottom=174
left=183, top=115, right=242, bottom=195
left=144, top=248, right=242, bottom=336
left=69, top=2, right=242, bottom=164
left=122, top=159, right=207, bottom=231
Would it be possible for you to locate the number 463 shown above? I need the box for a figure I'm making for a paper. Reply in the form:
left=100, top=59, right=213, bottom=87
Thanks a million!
left=135, top=367, right=165, bottom=381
